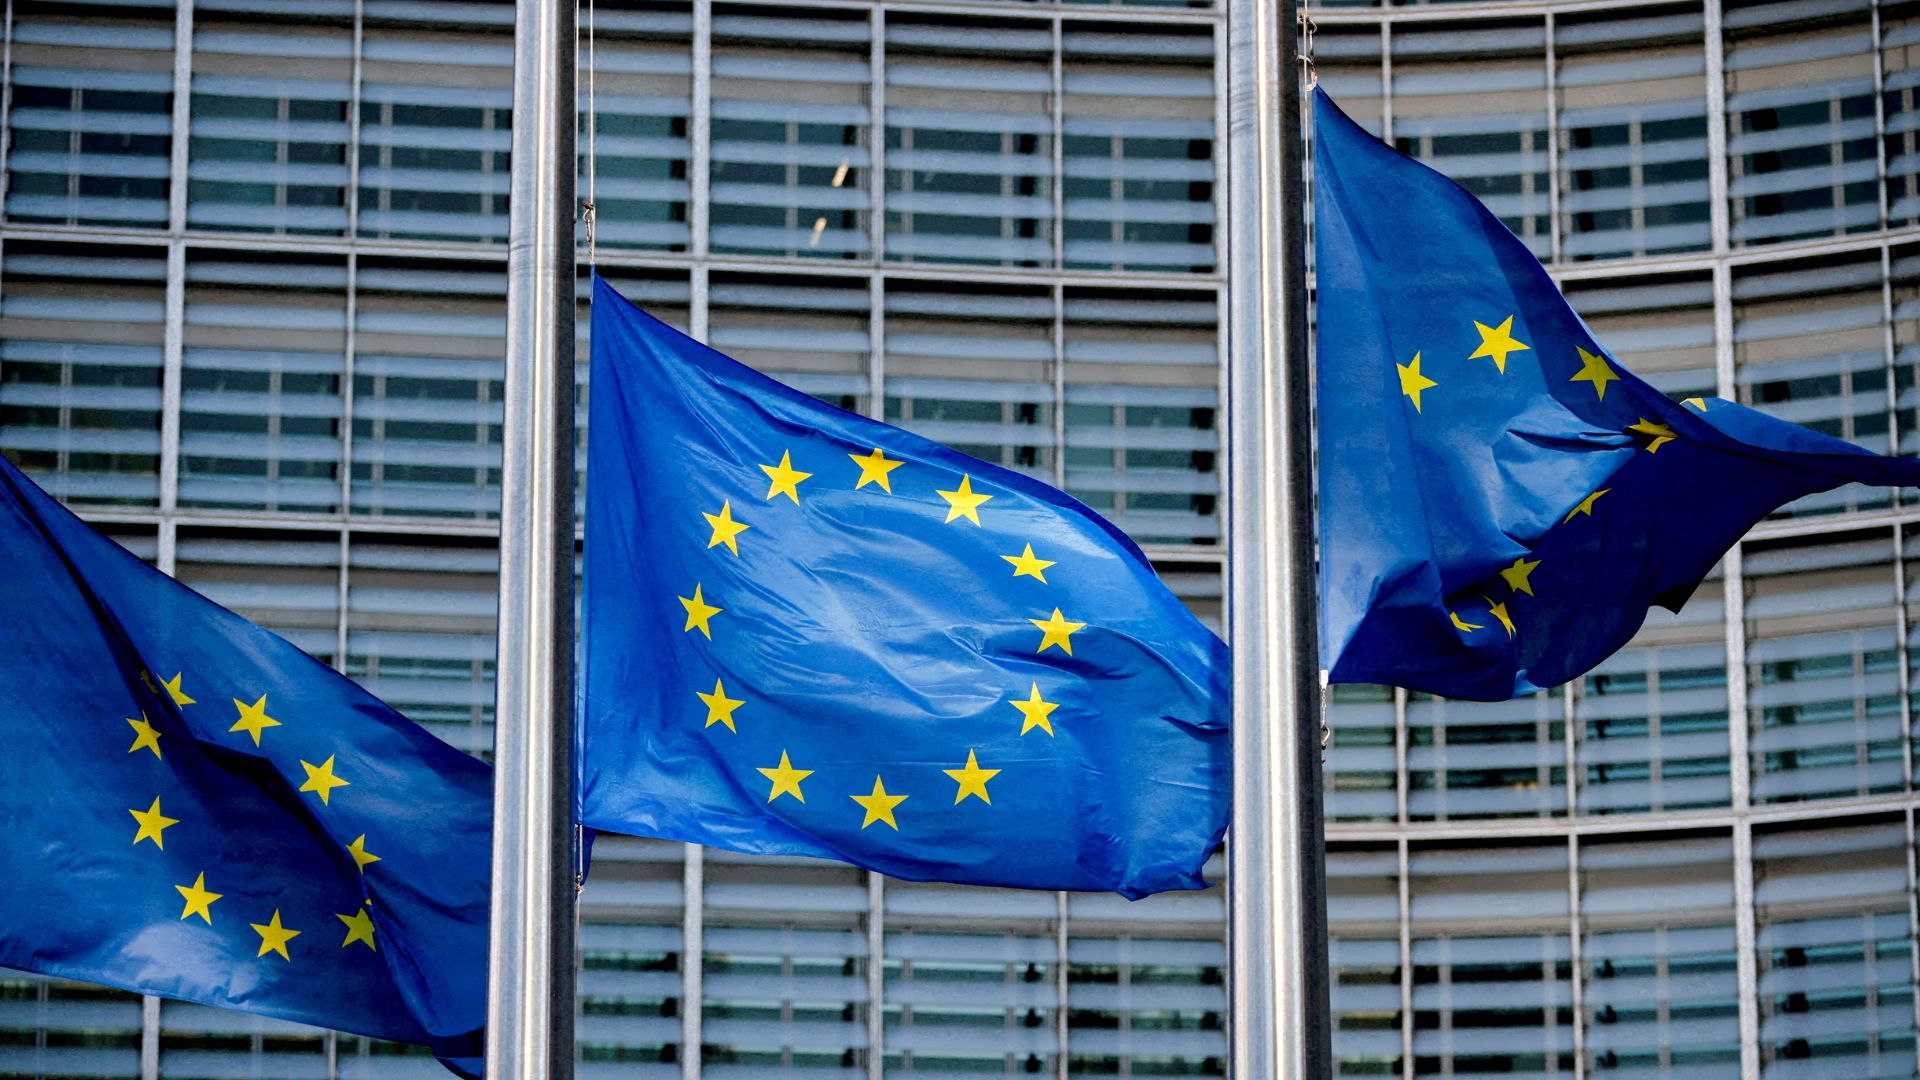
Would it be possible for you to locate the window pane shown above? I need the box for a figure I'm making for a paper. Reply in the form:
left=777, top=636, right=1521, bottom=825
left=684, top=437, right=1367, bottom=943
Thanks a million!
left=884, top=886, right=1060, bottom=1076
left=1406, top=691, right=1568, bottom=821
left=1565, top=273, right=1718, bottom=402
left=884, top=281, right=1051, bottom=483
left=711, top=274, right=870, bottom=416
left=174, top=527, right=341, bottom=669
left=1326, top=683, right=1397, bottom=824
left=1329, top=846, right=1404, bottom=1078
left=580, top=7, right=693, bottom=253
left=157, top=1001, right=327, bottom=1080
left=577, top=836, right=684, bottom=1075
left=0, top=970, right=142, bottom=1080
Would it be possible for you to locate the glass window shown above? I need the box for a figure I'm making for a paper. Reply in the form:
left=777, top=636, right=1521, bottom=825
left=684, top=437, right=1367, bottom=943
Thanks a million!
left=1408, top=842, right=1575, bottom=1078
left=1153, top=559, right=1222, bottom=636
left=1733, top=254, right=1892, bottom=519
left=1063, top=288, right=1220, bottom=546
left=1392, top=21, right=1552, bottom=259
left=1744, top=532, right=1906, bottom=805
left=885, top=16, right=1054, bottom=268
left=1580, top=834, right=1740, bottom=1078
left=1326, top=683, right=1397, bottom=824
left=6, top=2, right=174, bottom=228
left=0, top=970, right=142, bottom=1079
left=1724, top=0, right=1880, bottom=246
left=1555, top=5, right=1712, bottom=260
left=0, top=242, right=167, bottom=506
left=1883, top=4, right=1920, bottom=228
left=1328, top=846, right=1404, bottom=1078
left=883, top=281, right=1053, bottom=482
left=1061, top=23, right=1216, bottom=273
left=1753, top=817, right=1916, bottom=1077
left=157, top=1001, right=326, bottom=1080
left=1886, top=243, right=1920, bottom=505
left=710, top=7, right=871, bottom=260
left=343, top=535, right=498, bottom=756
left=358, top=10, right=513, bottom=243
left=1565, top=273, right=1718, bottom=402
left=174, top=527, right=342, bottom=669
left=710, top=273, right=870, bottom=415
left=1406, top=691, right=1568, bottom=821
left=188, top=16, right=352, bottom=236
left=179, top=252, right=347, bottom=514
left=580, top=6, right=692, bottom=252
left=576, top=835, right=684, bottom=1075
left=884, top=909, right=1059, bottom=1075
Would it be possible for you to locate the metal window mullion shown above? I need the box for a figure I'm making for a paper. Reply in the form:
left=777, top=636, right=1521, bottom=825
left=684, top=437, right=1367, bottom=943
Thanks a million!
left=1380, top=22, right=1393, bottom=143
left=1564, top=682, right=1580, bottom=818
left=340, top=250, right=358, bottom=528
left=1050, top=17, right=1065, bottom=272
left=336, top=529, right=350, bottom=672
left=867, top=872, right=883, bottom=1080
left=140, top=993, right=159, bottom=1080
left=1567, top=833, right=1585, bottom=1080
left=159, top=241, right=185, bottom=570
left=691, top=0, right=711, bottom=261
left=1052, top=281, right=1066, bottom=488
left=1905, top=805, right=1920, bottom=1080
left=1398, top=835, right=1413, bottom=1080
left=681, top=843, right=704, bottom=1080
left=1733, top=818, right=1761, bottom=1080
left=1211, top=17, right=1228, bottom=278
left=1054, top=889, right=1070, bottom=1080
left=1876, top=0, right=1893, bottom=232
left=1395, top=685, right=1410, bottom=825
left=168, top=0, right=193, bottom=236
left=868, top=275, right=884, bottom=420
left=347, top=0, right=364, bottom=237
left=1705, top=0, right=1732, bottom=256
left=1, top=0, right=16, bottom=215
left=870, top=7, right=886, bottom=267
left=1545, top=12, right=1562, bottom=265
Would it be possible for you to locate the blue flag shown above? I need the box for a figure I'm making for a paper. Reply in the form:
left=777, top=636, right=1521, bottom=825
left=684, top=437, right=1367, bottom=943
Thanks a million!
left=579, top=274, right=1229, bottom=898
left=0, top=456, right=491, bottom=1069
left=1313, top=88, right=1920, bottom=701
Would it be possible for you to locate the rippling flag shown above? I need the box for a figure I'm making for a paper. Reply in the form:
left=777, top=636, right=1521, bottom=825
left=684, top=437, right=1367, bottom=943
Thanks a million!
left=0, top=456, right=491, bottom=1071
left=580, top=274, right=1229, bottom=898
left=1314, top=88, right=1920, bottom=701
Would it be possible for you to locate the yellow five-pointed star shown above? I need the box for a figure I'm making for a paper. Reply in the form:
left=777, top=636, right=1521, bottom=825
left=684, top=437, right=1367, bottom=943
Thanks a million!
left=346, top=834, right=381, bottom=871
left=338, top=907, right=377, bottom=951
left=298, top=755, right=350, bottom=805
left=757, top=750, right=813, bottom=803
left=126, top=713, right=163, bottom=759
left=1628, top=418, right=1675, bottom=453
left=251, top=910, right=301, bottom=961
left=229, top=695, right=282, bottom=746
left=1470, top=315, right=1531, bottom=374
left=697, top=678, right=745, bottom=733
left=943, top=750, right=1001, bottom=805
left=161, top=672, right=195, bottom=707
left=1683, top=396, right=1708, bottom=411
left=759, top=450, right=813, bottom=503
left=175, top=872, right=221, bottom=924
left=1563, top=488, right=1610, bottom=523
left=851, top=776, right=908, bottom=830
left=1010, top=683, right=1060, bottom=737
left=1396, top=352, right=1438, bottom=413
left=1570, top=347, right=1619, bottom=401
left=849, top=447, right=905, bottom=493
left=937, top=475, right=994, bottom=526
left=703, top=500, right=751, bottom=556
left=679, top=584, right=723, bottom=639
left=1029, top=608, right=1086, bottom=656
left=1449, top=611, right=1483, bottom=633
left=1500, top=556, right=1542, bottom=596
left=129, top=797, right=178, bottom=849
left=1001, top=544, right=1056, bottom=583
left=1485, top=597, right=1516, bottom=638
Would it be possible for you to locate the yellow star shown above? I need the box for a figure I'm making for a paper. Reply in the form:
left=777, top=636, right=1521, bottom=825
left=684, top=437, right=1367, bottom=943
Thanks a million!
left=298, top=755, right=350, bottom=805
left=1000, top=544, right=1056, bottom=583
left=702, top=500, right=751, bottom=556
left=757, top=750, right=813, bottom=804
left=1628, top=418, right=1675, bottom=453
left=1570, top=347, right=1619, bottom=401
left=251, top=910, right=301, bottom=961
left=849, top=447, right=905, bottom=493
left=1469, top=315, right=1530, bottom=373
left=1396, top=352, right=1438, bottom=413
left=161, top=672, right=194, bottom=707
left=679, top=584, right=723, bottom=639
left=229, top=695, right=282, bottom=746
left=1010, top=683, right=1060, bottom=737
left=936, top=475, right=994, bottom=526
left=760, top=451, right=813, bottom=503
left=1563, top=488, right=1610, bottom=523
left=1484, top=596, right=1516, bottom=638
left=174, top=872, right=221, bottom=924
left=125, top=713, right=163, bottom=759
left=1029, top=608, right=1086, bottom=656
left=943, top=750, right=1001, bottom=805
left=851, top=775, right=908, bottom=831
left=338, top=907, right=377, bottom=951
left=1500, top=556, right=1541, bottom=597
left=346, top=834, right=381, bottom=872
left=697, top=678, right=745, bottom=733
left=1449, top=611, right=1482, bottom=633
left=128, top=797, right=179, bottom=849
left=1682, top=396, right=1708, bottom=411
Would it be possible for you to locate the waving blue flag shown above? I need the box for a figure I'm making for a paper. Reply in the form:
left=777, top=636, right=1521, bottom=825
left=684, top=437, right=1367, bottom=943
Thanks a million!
left=580, top=274, right=1228, bottom=898
left=0, top=456, right=490, bottom=1071
left=1313, top=88, right=1920, bottom=701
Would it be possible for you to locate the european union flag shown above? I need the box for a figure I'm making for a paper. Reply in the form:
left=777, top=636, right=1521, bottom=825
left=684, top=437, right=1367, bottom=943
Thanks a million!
left=0, top=456, right=491, bottom=1068
left=579, top=274, right=1228, bottom=898
left=1314, top=89, right=1920, bottom=701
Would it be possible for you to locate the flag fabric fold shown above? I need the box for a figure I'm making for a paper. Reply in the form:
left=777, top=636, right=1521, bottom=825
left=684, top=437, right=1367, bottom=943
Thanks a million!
left=1313, top=88, right=1920, bottom=700
left=0, top=456, right=491, bottom=1069
left=579, top=273, right=1229, bottom=899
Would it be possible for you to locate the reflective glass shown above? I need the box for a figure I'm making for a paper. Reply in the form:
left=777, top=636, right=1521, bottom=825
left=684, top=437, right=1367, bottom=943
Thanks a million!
left=157, top=1001, right=327, bottom=1080
left=1328, top=846, right=1404, bottom=1078
left=0, top=970, right=141, bottom=1079
left=884, top=282, right=1053, bottom=483
left=580, top=6, right=693, bottom=252
left=174, top=527, right=342, bottom=669
left=1325, top=683, right=1397, bottom=824
left=884, top=881, right=1059, bottom=1075
left=1406, top=691, right=1568, bottom=821
left=577, top=835, right=684, bottom=1077
left=1565, top=274, right=1718, bottom=402
left=712, top=274, right=870, bottom=415
left=1883, top=4, right=1920, bottom=227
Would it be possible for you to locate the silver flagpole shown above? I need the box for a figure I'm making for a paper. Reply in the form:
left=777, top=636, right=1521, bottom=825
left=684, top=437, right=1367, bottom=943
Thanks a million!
left=1224, top=0, right=1332, bottom=1077
left=487, top=0, right=578, bottom=1076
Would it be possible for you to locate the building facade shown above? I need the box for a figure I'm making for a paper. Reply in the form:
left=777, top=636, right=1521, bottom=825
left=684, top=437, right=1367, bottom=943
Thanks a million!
left=0, top=0, right=1914, bottom=1078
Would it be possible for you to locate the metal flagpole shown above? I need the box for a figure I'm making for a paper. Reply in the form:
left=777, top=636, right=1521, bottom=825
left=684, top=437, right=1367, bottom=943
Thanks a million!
left=487, top=0, right=578, bottom=1076
left=1224, top=0, right=1332, bottom=1076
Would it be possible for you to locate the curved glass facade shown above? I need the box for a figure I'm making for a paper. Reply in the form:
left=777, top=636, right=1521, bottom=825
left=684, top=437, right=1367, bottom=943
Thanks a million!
left=0, top=1, right=1913, bottom=1079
